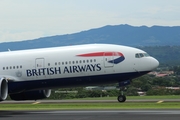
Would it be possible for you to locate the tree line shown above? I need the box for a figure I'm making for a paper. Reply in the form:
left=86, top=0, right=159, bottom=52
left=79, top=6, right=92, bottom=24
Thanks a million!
left=48, top=67, right=180, bottom=99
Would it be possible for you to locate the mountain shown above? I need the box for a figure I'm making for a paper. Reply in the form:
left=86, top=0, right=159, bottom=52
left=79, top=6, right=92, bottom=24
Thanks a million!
left=139, top=46, right=180, bottom=66
left=1, top=24, right=180, bottom=51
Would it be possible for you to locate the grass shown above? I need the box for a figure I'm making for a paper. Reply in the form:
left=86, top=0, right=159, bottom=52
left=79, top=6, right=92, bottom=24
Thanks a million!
left=127, top=95, right=180, bottom=99
left=1, top=102, right=180, bottom=110
left=66, top=95, right=180, bottom=100
left=1, top=95, right=180, bottom=110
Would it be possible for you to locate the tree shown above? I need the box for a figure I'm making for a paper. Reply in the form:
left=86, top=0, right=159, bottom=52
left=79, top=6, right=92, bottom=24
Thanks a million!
left=126, top=86, right=138, bottom=96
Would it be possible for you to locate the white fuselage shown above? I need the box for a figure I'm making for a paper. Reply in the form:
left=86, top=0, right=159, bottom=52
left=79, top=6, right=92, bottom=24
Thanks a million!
left=0, top=44, right=159, bottom=94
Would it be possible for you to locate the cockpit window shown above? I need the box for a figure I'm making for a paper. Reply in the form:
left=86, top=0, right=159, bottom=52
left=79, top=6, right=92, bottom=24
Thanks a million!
left=135, top=53, right=150, bottom=58
left=135, top=53, right=140, bottom=58
left=144, top=53, right=150, bottom=57
left=140, top=53, right=144, bottom=57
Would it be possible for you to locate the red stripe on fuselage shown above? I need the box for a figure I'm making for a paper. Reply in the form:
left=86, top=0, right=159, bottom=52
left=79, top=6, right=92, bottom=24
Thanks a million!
left=77, top=52, right=124, bottom=57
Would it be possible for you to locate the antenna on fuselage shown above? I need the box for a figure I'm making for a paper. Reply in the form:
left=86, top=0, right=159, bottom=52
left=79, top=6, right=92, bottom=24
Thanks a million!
left=8, top=49, right=11, bottom=51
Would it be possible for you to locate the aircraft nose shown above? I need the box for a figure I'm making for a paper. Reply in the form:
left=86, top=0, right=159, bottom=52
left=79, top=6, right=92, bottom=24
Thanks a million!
left=151, top=57, right=159, bottom=69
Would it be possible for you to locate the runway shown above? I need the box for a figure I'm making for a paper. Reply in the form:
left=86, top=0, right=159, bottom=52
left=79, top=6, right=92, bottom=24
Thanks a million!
left=0, top=110, right=180, bottom=120
left=2, top=99, right=180, bottom=104
left=1, top=100, right=180, bottom=119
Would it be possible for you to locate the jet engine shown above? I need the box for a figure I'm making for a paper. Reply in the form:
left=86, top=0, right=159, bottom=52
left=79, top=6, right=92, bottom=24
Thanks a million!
left=0, top=78, right=8, bottom=101
left=9, top=89, right=51, bottom=100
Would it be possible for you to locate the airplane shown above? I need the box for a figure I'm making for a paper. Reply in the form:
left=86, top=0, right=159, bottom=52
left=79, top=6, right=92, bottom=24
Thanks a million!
left=0, top=44, right=159, bottom=102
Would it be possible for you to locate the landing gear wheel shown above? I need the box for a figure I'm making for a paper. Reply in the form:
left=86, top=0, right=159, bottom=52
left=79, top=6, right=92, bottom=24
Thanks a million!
left=117, top=95, right=126, bottom=102
left=117, top=86, right=126, bottom=102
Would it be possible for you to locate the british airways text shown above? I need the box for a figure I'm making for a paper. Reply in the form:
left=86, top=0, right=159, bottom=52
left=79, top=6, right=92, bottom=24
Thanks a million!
left=26, top=64, right=101, bottom=77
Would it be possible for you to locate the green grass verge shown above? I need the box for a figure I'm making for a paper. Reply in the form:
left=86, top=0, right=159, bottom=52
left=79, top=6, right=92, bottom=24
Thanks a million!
left=1, top=95, right=180, bottom=110
left=127, top=95, right=180, bottom=99
left=66, top=95, right=180, bottom=100
left=1, top=102, right=180, bottom=110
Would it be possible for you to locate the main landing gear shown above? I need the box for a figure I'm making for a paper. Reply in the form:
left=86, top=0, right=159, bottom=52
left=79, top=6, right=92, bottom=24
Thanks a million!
left=117, top=87, right=126, bottom=102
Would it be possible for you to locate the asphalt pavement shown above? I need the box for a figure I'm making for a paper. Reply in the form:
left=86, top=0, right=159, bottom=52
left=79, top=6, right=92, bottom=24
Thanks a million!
left=0, top=110, right=180, bottom=120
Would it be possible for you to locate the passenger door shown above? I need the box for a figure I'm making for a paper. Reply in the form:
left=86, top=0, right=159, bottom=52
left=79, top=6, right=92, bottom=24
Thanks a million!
left=103, top=52, right=114, bottom=67
left=35, top=58, right=46, bottom=78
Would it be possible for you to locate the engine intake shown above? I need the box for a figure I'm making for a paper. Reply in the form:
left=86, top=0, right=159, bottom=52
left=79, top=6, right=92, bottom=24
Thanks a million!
left=10, top=89, right=51, bottom=101
left=0, top=78, right=8, bottom=101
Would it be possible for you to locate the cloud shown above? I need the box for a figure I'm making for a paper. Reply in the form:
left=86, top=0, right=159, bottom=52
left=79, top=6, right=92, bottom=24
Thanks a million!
left=1, top=0, right=180, bottom=43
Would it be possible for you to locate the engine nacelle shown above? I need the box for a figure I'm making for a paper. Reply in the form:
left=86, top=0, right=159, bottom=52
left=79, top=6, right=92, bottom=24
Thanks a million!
left=0, top=78, right=8, bottom=101
left=9, top=89, right=51, bottom=101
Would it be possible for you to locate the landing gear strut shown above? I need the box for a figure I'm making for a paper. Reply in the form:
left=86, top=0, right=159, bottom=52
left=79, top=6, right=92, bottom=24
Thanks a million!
left=117, top=87, right=126, bottom=102
left=117, top=80, right=131, bottom=102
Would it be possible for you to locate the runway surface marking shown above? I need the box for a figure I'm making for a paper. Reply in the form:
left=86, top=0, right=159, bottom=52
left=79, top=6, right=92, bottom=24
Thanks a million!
left=32, top=102, right=41, bottom=104
left=157, top=100, right=164, bottom=103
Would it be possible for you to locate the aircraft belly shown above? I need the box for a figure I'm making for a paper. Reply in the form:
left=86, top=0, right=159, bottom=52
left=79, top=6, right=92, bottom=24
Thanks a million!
left=8, top=71, right=149, bottom=94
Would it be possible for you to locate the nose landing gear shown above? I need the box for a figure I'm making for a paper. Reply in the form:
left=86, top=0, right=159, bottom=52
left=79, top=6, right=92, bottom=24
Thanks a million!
left=117, top=87, right=126, bottom=102
left=117, top=80, right=131, bottom=102
left=117, top=95, right=126, bottom=102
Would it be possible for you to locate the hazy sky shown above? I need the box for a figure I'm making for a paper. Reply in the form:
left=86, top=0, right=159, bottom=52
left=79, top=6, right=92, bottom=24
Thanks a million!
left=0, top=0, right=180, bottom=43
